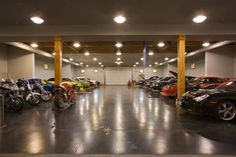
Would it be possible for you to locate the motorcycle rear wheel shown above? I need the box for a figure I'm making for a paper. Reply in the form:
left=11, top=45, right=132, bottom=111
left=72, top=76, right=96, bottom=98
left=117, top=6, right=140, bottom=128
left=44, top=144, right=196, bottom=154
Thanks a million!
left=54, top=94, right=68, bottom=109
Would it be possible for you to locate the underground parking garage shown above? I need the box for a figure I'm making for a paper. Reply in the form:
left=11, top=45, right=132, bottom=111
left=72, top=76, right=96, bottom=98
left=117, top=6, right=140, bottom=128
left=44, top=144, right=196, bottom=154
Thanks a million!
left=1, top=1, right=236, bottom=157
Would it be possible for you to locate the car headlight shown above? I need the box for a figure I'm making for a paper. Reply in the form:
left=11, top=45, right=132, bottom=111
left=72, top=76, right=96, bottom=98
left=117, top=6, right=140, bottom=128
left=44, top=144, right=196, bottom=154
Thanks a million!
left=194, top=94, right=209, bottom=102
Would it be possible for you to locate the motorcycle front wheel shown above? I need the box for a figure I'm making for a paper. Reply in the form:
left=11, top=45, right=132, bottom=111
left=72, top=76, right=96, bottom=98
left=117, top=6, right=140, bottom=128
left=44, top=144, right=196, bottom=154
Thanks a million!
left=9, top=97, right=24, bottom=112
left=41, top=91, right=52, bottom=101
left=28, top=94, right=41, bottom=106
left=54, top=94, right=68, bottom=109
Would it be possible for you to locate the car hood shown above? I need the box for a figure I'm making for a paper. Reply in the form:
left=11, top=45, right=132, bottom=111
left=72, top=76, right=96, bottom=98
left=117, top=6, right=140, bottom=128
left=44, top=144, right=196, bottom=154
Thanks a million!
left=185, top=89, right=221, bottom=97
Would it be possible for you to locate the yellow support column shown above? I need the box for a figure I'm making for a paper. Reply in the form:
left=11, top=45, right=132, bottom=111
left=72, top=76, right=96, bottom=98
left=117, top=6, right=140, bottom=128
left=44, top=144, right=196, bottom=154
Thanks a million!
left=177, top=35, right=186, bottom=99
left=54, top=36, right=62, bottom=86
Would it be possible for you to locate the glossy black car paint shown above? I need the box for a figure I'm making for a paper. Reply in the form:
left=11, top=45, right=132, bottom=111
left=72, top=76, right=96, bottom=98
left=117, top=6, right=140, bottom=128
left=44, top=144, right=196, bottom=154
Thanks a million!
left=180, top=88, right=236, bottom=116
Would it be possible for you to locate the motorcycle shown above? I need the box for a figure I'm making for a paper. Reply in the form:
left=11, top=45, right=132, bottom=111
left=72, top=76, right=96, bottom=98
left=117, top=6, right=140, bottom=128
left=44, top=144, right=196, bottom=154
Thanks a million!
left=0, top=79, right=24, bottom=112
left=17, top=79, right=41, bottom=106
left=53, top=83, right=76, bottom=110
left=29, top=79, right=52, bottom=101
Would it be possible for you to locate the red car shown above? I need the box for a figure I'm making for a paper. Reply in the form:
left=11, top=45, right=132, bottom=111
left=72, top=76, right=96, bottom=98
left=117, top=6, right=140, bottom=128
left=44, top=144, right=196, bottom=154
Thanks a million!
left=161, top=77, right=229, bottom=97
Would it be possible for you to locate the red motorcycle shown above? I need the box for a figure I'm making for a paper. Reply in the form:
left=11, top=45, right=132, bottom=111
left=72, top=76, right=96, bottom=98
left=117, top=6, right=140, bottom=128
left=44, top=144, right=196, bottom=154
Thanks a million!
left=53, top=83, right=76, bottom=110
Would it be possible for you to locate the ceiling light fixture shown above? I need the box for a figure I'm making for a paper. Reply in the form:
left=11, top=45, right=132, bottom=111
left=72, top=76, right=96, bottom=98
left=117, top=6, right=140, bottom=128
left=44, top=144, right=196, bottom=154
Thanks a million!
left=157, top=42, right=165, bottom=47
left=75, top=63, right=79, bottom=66
left=52, top=52, right=56, bottom=55
left=81, top=69, right=85, bottom=73
left=86, top=65, right=89, bottom=67
left=140, top=57, right=144, bottom=61
left=165, top=57, right=169, bottom=61
left=84, top=51, right=90, bottom=56
left=114, top=15, right=126, bottom=24
left=101, top=65, right=104, bottom=67
left=149, top=64, right=152, bottom=67
left=136, top=62, right=139, bottom=65
left=116, top=50, right=122, bottom=56
left=117, top=57, right=121, bottom=61
left=73, top=42, right=80, bottom=48
left=193, top=15, right=207, bottom=23
left=80, top=62, right=84, bottom=65
left=148, top=51, right=154, bottom=56
left=31, top=16, right=44, bottom=24
left=98, top=62, right=102, bottom=65
left=155, top=62, right=158, bottom=65
left=202, top=42, right=210, bottom=47
left=94, top=69, right=98, bottom=73
left=115, top=42, right=123, bottom=48
left=140, top=69, right=144, bottom=73
left=93, top=58, right=97, bottom=61
left=133, top=65, right=136, bottom=67
left=30, top=42, right=38, bottom=48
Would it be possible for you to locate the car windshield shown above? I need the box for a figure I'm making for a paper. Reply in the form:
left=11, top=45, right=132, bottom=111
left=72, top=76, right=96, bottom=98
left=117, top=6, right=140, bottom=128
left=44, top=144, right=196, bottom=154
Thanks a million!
left=216, top=80, right=236, bottom=91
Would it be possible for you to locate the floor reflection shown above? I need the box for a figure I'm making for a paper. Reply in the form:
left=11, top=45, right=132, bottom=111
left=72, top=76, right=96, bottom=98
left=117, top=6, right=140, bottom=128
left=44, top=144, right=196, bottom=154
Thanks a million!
left=0, top=86, right=236, bottom=154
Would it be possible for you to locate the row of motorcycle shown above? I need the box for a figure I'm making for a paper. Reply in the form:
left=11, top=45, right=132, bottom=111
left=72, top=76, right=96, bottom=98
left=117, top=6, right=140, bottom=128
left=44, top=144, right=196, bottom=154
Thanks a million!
left=0, top=78, right=76, bottom=112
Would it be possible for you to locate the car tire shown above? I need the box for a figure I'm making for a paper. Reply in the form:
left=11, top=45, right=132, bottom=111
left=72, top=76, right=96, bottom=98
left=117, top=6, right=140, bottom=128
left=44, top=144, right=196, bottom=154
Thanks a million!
left=215, top=101, right=236, bottom=121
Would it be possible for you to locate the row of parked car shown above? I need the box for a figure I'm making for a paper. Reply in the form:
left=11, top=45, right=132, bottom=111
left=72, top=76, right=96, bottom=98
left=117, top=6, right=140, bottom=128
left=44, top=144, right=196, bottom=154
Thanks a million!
left=0, top=76, right=100, bottom=112
left=137, top=71, right=236, bottom=121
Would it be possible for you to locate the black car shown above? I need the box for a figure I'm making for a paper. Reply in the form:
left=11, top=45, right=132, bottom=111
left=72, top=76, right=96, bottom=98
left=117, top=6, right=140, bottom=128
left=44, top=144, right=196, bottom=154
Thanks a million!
left=151, top=77, right=176, bottom=91
left=180, top=80, right=236, bottom=121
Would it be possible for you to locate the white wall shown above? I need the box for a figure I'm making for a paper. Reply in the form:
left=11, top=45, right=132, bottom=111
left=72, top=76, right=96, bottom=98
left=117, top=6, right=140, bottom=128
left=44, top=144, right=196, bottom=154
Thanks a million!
left=7, top=46, right=35, bottom=80
left=0, top=44, right=8, bottom=74
left=35, top=55, right=76, bottom=80
left=35, top=55, right=54, bottom=79
left=205, top=45, right=235, bottom=77
left=186, top=54, right=205, bottom=77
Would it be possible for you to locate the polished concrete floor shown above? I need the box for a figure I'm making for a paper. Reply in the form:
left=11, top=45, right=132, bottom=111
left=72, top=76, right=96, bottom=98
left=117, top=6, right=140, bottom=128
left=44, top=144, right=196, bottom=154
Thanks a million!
left=0, top=86, right=236, bottom=155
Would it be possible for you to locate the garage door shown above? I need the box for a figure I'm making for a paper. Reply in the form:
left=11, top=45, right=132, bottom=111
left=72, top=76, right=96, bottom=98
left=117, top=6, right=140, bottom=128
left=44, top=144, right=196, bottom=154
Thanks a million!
left=105, top=70, right=132, bottom=85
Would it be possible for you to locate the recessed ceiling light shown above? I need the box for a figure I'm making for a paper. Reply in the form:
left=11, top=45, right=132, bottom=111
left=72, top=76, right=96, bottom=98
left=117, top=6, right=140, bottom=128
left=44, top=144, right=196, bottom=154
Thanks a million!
left=84, top=51, right=90, bottom=56
left=86, top=65, right=89, bottom=67
left=153, top=69, right=157, bottom=73
left=93, top=58, right=97, bottom=61
left=133, top=65, right=136, bottom=67
left=155, top=62, right=158, bottom=65
left=69, top=58, right=74, bottom=61
left=148, top=51, right=154, bottom=56
left=73, top=42, right=80, bottom=48
left=117, top=57, right=121, bottom=61
left=80, top=62, right=83, bottom=65
left=165, top=57, right=169, bottom=61
left=98, top=62, right=102, bottom=65
left=31, top=16, right=44, bottom=24
left=202, top=42, right=210, bottom=47
left=140, top=69, right=144, bottom=73
left=94, top=69, right=98, bottom=73
left=101, top=65, right=104, bottom=67
left=157, top=42, right=165, bottom=47
left=140, top=57, right=144, bottom=61
left=30, top=42, right=38, bottom=48
left=149, top=64, right=152, bottom=67
left=75, top=63, right=79, bottom=66
left=136, top=62, right=139, bottom=65
left=52, top=52, right=56, bottom=55
left=114, top=15, right=126, bottom=24
left=81, top=69, right=85, bottom=73
left=193, top=15, right=207, bottom=23
left=116, top=50, right=122, bottom=56
left=115, top=42, right=123, bottom=48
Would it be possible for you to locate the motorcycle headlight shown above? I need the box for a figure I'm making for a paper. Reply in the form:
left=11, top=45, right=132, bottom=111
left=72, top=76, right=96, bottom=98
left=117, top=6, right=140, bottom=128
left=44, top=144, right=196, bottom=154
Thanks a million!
left=194, top=94, right=209, bottom=102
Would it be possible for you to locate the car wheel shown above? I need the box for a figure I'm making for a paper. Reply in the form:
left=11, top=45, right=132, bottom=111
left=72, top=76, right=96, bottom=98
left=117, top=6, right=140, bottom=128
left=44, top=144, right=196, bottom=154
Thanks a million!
left=216, top=101, right=236, bottom=121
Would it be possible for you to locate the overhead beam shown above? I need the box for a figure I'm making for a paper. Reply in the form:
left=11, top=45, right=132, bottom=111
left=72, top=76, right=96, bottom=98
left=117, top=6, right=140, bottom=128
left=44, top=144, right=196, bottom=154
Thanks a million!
left=54, top=36, right=62, bottom=85
left=177, top=35, right=186, bottom=98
